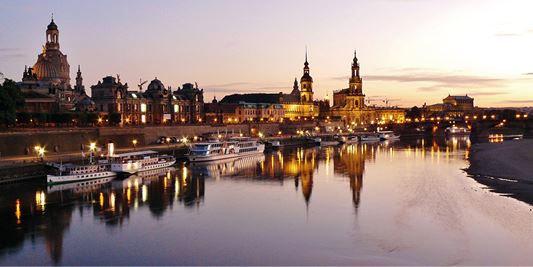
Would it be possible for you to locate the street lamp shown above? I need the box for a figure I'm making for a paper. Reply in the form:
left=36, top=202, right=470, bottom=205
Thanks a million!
left=132, top=139, right=138, bottom=150
left=89, top=142, right=96, bottom=163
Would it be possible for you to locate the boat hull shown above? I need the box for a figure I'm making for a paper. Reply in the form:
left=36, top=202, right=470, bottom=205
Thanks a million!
left=188, top=148, right=265, bottom=162
left=47, top=171, right=116, bottom=185
left=114, top=160, right=176, bottom=175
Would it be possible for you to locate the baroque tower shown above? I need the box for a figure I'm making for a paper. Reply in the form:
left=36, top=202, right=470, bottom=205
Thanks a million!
left=349, top=50, right=363, bottom=95
left=74, top=65, right=85, bottom=93
left=349, top=50, right=365, bottom=108
left=300, top=50, right=314, bottom=103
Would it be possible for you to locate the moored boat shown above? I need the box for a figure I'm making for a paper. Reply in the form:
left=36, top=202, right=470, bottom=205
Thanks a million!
left=110, top=150, right=176, bottom=174
left=445, top=125, right=471, bottom=136
left=359, top=134, right=381, bottom=142
left=188, top=137, right=265, bottom=162
left=341, top=135, right=359, bottom=144
left=378, top=130, right=400, bottom=141
left=46, top=162, right=115, bottom=185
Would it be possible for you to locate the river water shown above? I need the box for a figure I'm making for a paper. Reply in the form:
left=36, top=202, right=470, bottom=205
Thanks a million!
left=1, top=137, right=533, bottom=265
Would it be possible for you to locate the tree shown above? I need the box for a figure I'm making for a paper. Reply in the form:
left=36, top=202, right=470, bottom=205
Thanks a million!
left=0, top=79, right=24, bottom=127
left=17, top=112, right=31, bottom=124
left=109, top=112, right=121, bottom=125
left=406, top=106, right=422, bottom=119
left=87, top=113, right=98, bottom=125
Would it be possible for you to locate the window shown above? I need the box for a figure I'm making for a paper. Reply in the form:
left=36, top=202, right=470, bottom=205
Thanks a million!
left=140, top=103, right=147, bottom=112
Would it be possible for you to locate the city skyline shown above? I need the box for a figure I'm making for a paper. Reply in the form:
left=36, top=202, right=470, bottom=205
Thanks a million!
left=1, top=0, right=533, bottom=107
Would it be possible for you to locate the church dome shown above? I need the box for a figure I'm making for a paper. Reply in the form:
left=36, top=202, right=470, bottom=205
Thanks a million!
left=47, top=19, right=58, bottom=31
left=32, top=50, right=70, bottom=85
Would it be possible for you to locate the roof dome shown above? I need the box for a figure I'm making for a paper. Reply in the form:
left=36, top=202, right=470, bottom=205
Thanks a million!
left=147, top=78, right=165, bottom=91
left=33, top=49, right=70, bottom=85
left=47, top=19, right=58, bottom=31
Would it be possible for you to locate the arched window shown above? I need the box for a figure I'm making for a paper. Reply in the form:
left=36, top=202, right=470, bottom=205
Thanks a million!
left=355, top=100, right=359, bottom=107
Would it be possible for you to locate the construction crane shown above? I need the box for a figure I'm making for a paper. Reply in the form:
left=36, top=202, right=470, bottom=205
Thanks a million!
left=138, top=78, right=148, bottom=91
left=366, top=97, right=395, bottom=107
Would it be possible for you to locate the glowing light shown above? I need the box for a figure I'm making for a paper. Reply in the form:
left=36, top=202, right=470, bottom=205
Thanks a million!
left=110, top=192, right=116, bottom=210
left=89, top=142, right=96, bottom=151
left=142, top=185, right=148, bottom=202
left=15, top=199, right=21, bottom=224
left=99, top=192, right=104, bottom=208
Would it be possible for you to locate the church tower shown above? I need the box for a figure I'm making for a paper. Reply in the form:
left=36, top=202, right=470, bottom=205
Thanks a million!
left=46, top=16, right=60, bottom=51
left=74, top=65, right=85, bottom=93
left=300, top=50, right=314, bottom=103
left=349, top=50, right=363, bottom=95
left=348, top=50, right=365, bottom=108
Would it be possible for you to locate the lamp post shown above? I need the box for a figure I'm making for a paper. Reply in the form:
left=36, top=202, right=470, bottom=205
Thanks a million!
left=132, top=139, right=138, bottom=151
left=89, top=142, right=96, bottom=164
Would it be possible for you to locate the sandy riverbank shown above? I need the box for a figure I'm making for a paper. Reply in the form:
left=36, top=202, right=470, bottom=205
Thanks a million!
left=467, top=139, right=533, bottom=205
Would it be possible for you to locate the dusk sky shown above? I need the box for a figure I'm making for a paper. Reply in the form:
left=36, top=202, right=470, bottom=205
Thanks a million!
left=1, top=0, right=532, bottom=107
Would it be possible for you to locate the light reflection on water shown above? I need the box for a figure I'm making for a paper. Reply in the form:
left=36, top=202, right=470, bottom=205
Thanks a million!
left=1, top=137, right=533, bottom=265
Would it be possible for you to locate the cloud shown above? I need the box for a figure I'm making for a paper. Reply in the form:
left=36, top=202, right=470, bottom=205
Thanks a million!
left=203, top=82, right=253, bottom=88
left=0, top=53, right=25, bottom=60
left=203, top=81, right=288, bottom=93
left=0, top=48, right=25, bottom=60
left=495, top=33, right=521, bottom=37
left=524, top=73, right=533, bottom=76
left=417, top=86, right=442, bottom=92
left=364, top=73, right=504, bottom=87
left=500, top=99, right=533, bottom=104
left=0, top=48, right=19, bottom=52
left=468, top=91, right=509, bottom=96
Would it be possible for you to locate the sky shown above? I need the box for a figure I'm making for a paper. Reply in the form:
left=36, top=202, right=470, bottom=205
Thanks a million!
left=0, top=0, right=532, bottom=107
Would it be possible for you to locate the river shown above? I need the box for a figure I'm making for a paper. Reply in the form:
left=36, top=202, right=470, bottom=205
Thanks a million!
left=1, top=137, right=533, bottom=265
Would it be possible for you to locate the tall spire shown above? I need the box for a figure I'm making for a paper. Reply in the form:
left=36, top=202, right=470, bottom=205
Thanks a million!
left=305, top=46, right=308, bottom=64
left=303, top=47, right=310, bottom=74
left=352, top=49, right=360, bottom=78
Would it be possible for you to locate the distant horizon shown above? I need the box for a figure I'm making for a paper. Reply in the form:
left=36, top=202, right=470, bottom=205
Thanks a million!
left=1, top=0, right=532, bottom=107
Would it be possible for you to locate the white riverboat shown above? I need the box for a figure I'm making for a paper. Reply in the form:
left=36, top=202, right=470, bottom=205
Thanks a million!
left=188, top=137, right=265, bottom=162
left=46, top=162, right=115, bottom=185
left=359, top=134, right=381, bottom=142
left=47, top=176, right=114, bottom=193
left=445, top=125, right=471, bottom=136
left=110, top=150, right=176, bottom=174
left=378, top=130, right=400, bottom=141
left=341, top=135, right=359, bottom=144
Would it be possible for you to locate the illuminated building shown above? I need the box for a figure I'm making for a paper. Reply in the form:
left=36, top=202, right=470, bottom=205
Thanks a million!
left=18, top=17, right=84, bottom=113
left=330, top=51, right=405, bottom=124
left=422, top=95, right=475, bottom=118
left=204, top=98, right=284, bottom=123
left=91, top=77, right=204, bottom=124
left=218, top=51, right=319, bottom=120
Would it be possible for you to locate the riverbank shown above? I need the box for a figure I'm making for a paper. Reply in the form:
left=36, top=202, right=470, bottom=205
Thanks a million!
left=467, top=139, right=533, bottom=205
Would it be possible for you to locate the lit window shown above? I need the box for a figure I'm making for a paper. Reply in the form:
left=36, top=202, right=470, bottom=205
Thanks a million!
left=141, top=103, right=147, bottom=112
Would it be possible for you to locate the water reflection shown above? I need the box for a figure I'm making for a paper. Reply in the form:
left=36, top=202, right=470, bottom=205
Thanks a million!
left=0, top=137, right=473, bottom=265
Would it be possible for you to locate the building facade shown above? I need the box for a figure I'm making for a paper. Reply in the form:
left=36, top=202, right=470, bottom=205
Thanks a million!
left=423, top=95, right=475, bottom=118
left=91, top=77, right=204, bottom=125
left=330, top=51, right=405, bottom=125
left=204, top=98, right=284, bottom=124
